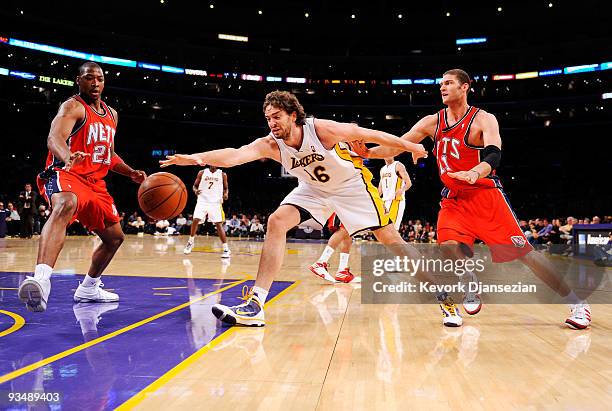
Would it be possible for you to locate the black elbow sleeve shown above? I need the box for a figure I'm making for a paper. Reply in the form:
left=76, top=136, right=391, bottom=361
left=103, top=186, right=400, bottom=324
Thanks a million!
left=482, top=145, right=501, bottom=169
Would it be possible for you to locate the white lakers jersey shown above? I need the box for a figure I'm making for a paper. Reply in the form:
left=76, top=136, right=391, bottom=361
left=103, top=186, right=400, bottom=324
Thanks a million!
left=272, top=118, right=362, bottom=193
left=380, top=161, right=404, bottom=201
left=198, top=168, right=223, bottom=203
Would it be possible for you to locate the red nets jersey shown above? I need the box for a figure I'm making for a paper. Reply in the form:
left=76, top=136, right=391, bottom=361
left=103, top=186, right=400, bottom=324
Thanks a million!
left=44, top=95, right=116, bottom=181
left=433, top=106, right=500, bottom=197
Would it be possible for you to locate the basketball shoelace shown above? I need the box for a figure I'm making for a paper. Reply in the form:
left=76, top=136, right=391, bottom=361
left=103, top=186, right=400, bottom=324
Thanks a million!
left=237, top=285, right=262, bottom=313
left=239, top=285, right=253, bottom=302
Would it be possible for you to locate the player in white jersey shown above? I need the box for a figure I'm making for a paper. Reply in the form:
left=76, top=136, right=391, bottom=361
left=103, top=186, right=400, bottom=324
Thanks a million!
left=161, top=91, right=462, bottom=327
left=378, top=158, right=411, bottom=231
left=183, top=166, right=230, bottom=258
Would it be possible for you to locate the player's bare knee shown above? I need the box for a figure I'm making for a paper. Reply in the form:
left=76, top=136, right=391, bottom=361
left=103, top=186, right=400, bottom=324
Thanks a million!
left=52, top=195, right=77, bottom=218
left=105, top=232, right=125, bottom=250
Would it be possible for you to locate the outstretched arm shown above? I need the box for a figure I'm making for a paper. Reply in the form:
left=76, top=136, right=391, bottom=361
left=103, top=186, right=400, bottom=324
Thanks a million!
left=160, top=136, right=280, bottom=168
left=314, top=119, right=428, bottom=162
left=361, top=114, right=437, bottom=160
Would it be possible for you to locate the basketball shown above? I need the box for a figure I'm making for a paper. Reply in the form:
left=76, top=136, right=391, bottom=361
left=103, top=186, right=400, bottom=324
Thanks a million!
left=137, top=172, right=187, bottom=220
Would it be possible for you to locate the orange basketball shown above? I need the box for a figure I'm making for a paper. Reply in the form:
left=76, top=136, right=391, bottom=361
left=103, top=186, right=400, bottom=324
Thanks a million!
left=138, top=172, right=187, bottom=220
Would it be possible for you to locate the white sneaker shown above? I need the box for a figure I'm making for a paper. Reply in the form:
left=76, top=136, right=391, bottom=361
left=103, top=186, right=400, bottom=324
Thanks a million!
left=74, top=281, right=120, bottom=303
left=183, top=241, right=194, bottom=255
left=565, top=303, right=591, bottom=330
left=18, top=276, right=51, bottom=312
left=308, top=262, right=338, bottom=283
left=439, top=297, right=463, bottom=327
left=462, top=292, right=482, bottom=315
left=221, top=249, right=231, bottom=258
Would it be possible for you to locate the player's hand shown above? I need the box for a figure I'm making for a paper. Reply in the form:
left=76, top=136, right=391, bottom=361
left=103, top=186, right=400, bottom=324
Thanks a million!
left=65, top=151, right=90, bottom=172
left=223, top=193, right=228, bottom=201
left=394, top=189, right=404, bottom=200
left=160, top=154, right=204, bottom=167
left=130, top=170, right=147, bottom=184
left=409, top=144, right=428, bottom=164
left=447, top=170, right=479, bottom=184
left=194, top=189, right=202, bottom=195
left=347, top=140, right=369, bottom=158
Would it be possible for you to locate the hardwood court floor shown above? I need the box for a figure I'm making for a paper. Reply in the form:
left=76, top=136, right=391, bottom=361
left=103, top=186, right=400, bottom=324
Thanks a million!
left=1, top=235, right=610, bottom=410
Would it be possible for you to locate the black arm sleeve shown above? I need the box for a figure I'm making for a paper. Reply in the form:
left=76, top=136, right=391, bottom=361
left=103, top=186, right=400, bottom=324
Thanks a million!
left=482, top=145, right=501, bottom=169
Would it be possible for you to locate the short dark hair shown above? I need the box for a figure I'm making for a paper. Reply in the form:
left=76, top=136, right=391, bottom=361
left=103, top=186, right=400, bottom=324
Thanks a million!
left=443, top=69, right=471, bottom=85
left=78, top=61, right=102, bottom=75
left=263, top=91, right=306, bottom=125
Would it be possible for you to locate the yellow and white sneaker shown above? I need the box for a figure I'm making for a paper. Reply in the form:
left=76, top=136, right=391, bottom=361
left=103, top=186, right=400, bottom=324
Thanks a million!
left=212, top=286, right=265, bottom=327
left=439, top=295, right=463, bottom=327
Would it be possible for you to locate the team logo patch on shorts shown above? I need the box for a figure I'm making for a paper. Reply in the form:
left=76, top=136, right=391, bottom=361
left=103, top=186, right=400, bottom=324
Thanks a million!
left=511, top=235, right=526, bottom=248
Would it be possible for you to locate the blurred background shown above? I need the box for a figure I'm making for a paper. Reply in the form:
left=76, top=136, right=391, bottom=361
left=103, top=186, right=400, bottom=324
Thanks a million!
left=0, top=0, right=610, bottom=234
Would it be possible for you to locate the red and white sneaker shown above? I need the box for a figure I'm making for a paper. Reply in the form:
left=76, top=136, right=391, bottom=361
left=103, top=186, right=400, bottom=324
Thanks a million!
left=462, top=292, right=482, bottom=315
left=308, top=262, right=337, bottom=283
left=565, top=303, right=591, bottom=330
left=335, top=269, right=360, bottom=283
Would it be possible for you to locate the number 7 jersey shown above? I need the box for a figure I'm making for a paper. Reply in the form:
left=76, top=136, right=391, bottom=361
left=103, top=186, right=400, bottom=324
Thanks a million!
left=43, top=94, right=116, bottom=181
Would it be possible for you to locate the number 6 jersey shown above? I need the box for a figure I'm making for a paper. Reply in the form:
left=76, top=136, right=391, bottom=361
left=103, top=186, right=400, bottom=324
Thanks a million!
left=272, top=117, right=364, bottom=192
left=43, top=94, right=116, bottom=181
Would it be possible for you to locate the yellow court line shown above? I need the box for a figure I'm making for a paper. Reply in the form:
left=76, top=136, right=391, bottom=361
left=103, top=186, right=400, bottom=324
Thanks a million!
left=116, top=280, right=301, bottom=411
left=0, top=310, right=25, bottom=338
left=0, top=279, right=247, bottom=385
left=152, top=286, right=188, bottom=290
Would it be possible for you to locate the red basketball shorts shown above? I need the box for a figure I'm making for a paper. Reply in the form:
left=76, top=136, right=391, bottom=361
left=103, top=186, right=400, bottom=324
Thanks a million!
left=437, top=187, right=533, bottom=262
left=37, top=169, right=120, bottom=232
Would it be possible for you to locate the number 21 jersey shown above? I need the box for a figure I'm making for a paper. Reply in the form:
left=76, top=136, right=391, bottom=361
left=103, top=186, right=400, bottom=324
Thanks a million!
left=44, top=94, right=116, bottom=181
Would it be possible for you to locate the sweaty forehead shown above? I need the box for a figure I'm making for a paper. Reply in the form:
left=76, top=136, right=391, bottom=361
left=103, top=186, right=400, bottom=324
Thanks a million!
left=264, top=105, right=284, bottom=116
left=81, top=67, right=104, bottom=77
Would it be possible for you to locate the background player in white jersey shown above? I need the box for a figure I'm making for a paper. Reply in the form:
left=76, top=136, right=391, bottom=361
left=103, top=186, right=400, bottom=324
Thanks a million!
left=161, top=91, right=460, bottom=328
left=309, top=145, right=364, bottom=284
left=184, top=166, right=230, bottom=258
left=378, top=157, right=411, bottom=230
left=309, top=214, right=355, bottom=283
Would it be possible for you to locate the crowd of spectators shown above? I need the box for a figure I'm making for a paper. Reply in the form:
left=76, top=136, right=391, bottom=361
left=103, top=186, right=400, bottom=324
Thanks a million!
left=1, top=185, right=609, bottom=247
left=520, top=216, right=612, bottom=246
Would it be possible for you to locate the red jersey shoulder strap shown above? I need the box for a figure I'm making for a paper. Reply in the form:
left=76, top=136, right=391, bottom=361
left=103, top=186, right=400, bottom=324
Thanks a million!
left=463, top=106, right=482, bottom=148
left=68, top=95, right=87, bottom=137
left=433, top=109, right=444, bottom=142
left=100, top=100, right=116, bottom=125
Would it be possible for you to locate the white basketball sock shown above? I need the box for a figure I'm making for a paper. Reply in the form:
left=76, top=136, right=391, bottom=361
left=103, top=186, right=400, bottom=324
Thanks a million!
left=81, top=274, right=99, bottom=288
left=318, top=246, right=335, bottom=263
left=338, top=253, right=350, bottom=271
left=222, top=242, right=229, bottom=251
left=34, top=264, right=53, bottom=281
left=252, top=286, right=269, bottom=304
left=189, top=236, right=195, bottom=243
